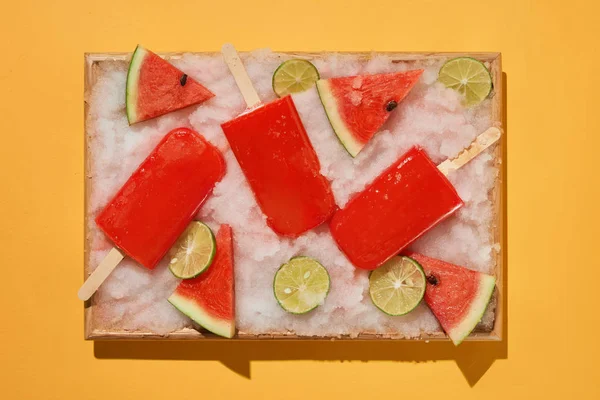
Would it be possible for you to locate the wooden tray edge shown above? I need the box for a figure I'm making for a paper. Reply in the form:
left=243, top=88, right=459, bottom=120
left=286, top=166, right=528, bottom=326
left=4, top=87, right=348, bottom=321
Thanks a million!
left=83, top=51, right=505, bottom=342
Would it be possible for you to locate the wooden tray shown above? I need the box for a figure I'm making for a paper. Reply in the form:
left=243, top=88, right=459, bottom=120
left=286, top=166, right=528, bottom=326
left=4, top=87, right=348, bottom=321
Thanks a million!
left=84, top=51, right=505, bottom=341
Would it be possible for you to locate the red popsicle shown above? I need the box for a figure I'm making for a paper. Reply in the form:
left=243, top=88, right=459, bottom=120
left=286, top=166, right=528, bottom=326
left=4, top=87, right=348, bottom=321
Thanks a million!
left=330, top=127, right=501, bottom=270
left=221, top=96, right=336, bottom=236
left=79, top=127, right=225, bottom=301
left=96, top=127, right=226, bottom=268
left=330, top=147, right=463, bottom=270
left=220, top=44, right=335, bottom=237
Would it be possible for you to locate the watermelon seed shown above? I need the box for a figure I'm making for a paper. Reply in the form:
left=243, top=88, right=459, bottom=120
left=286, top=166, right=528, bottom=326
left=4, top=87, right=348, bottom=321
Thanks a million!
left=180, top=74, right=188, bottom=86
left=386, top=100, right=398, bottom=112
left=426, top=275, right=438, bottom=286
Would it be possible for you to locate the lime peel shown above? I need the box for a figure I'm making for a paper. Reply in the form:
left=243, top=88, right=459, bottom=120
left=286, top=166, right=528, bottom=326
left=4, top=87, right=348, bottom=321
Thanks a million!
left=438, top=57, right=492, bottom=107
left=273, top=256, right=330, bottom=314
left=272, top=59, right=320, bottom=97
left=168, top=221, right=216, bottom=279
left=369, top=256, right=426, bottom=316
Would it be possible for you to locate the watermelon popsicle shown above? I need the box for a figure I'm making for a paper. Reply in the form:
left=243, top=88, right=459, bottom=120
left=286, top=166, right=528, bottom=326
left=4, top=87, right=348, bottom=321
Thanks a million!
left=78, top=128, right=225, bottom=301
left=220, top=44, right=336, bottom=236
left=331, top=127, right=501, bottom=270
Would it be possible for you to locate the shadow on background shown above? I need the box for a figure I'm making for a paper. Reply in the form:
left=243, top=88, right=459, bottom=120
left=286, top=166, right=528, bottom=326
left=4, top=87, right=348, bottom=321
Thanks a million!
left=95, top=338, right=506, bottom=386
left=95, top=72, right=509, bottom=389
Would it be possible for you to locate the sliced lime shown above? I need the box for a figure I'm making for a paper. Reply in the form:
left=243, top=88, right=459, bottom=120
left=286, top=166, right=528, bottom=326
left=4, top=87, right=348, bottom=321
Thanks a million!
left=272, top=59, right=320, bottom=97
left=273, top=256, right=330, bottom=314
left=168, top=221, right=216, bottom=279
left=369, top=256, right=426, bottom=316
left=438, top=57, right=492, bottom=106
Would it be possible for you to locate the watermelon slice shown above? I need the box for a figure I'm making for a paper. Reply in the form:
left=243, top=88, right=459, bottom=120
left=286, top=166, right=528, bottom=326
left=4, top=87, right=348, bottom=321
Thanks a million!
left=168, top=225, right=235, bottom=338
left=126, top=45, right=214, bottom=124
left=316, top=70, right=423, bottom=157
left=407, top=253, right=495, bottom=346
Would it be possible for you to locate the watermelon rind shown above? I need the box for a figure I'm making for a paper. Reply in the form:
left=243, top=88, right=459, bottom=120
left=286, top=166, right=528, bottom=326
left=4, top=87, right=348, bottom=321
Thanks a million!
left=125, top=45, right=148, bottom=125
left=168, top=292, right=235, bottom=338
left=316, top=79, right=363, bottom=157
left=447, top=274, right=496, bottom=346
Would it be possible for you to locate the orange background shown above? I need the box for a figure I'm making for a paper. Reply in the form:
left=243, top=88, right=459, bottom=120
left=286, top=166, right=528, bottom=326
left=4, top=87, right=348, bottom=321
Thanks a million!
left=1, top=0, right=599, bottom=398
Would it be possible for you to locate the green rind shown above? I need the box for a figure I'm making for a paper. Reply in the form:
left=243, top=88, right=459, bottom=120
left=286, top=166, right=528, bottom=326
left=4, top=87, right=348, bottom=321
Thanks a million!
left=316, top=79, right=363, bottom=157
left=446, top=274, right=496, bottom=346
left=125, top=45, right=147, bottom=125
left=272, top=59, right=320, bottom=98
left=438, top=57, right=493, bottom=107
left=168, top=292, right=235, bottom=338
left=273, top=256, right=331, bottom=315
left=369, top=257, right=426, bottom=316
left=168, top=222, right=216, bottom=280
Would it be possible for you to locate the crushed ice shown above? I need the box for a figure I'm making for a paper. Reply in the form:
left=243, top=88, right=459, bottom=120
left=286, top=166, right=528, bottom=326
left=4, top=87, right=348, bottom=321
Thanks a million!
left=86, top=51, right=498, bottom=337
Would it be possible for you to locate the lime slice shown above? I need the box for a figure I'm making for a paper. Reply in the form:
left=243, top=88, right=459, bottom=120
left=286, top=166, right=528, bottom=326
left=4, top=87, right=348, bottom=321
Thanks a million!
left=273, top=256, right=330, bottom=314
left=168, top=221, right=216, bottom=279
left=272, top=59, right=320, bottom=97
left=369, top=256, right=426, bottom=316
left=438, top=57, right=492, bottom=106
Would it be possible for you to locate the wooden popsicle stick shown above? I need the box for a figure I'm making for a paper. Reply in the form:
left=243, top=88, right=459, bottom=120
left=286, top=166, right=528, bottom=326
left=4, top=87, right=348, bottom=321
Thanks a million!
left=221, top=43, right=262, bottom=108
left=437, top=127, right=501, bottom=176
left=78, top=247, right=124, bottom=301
